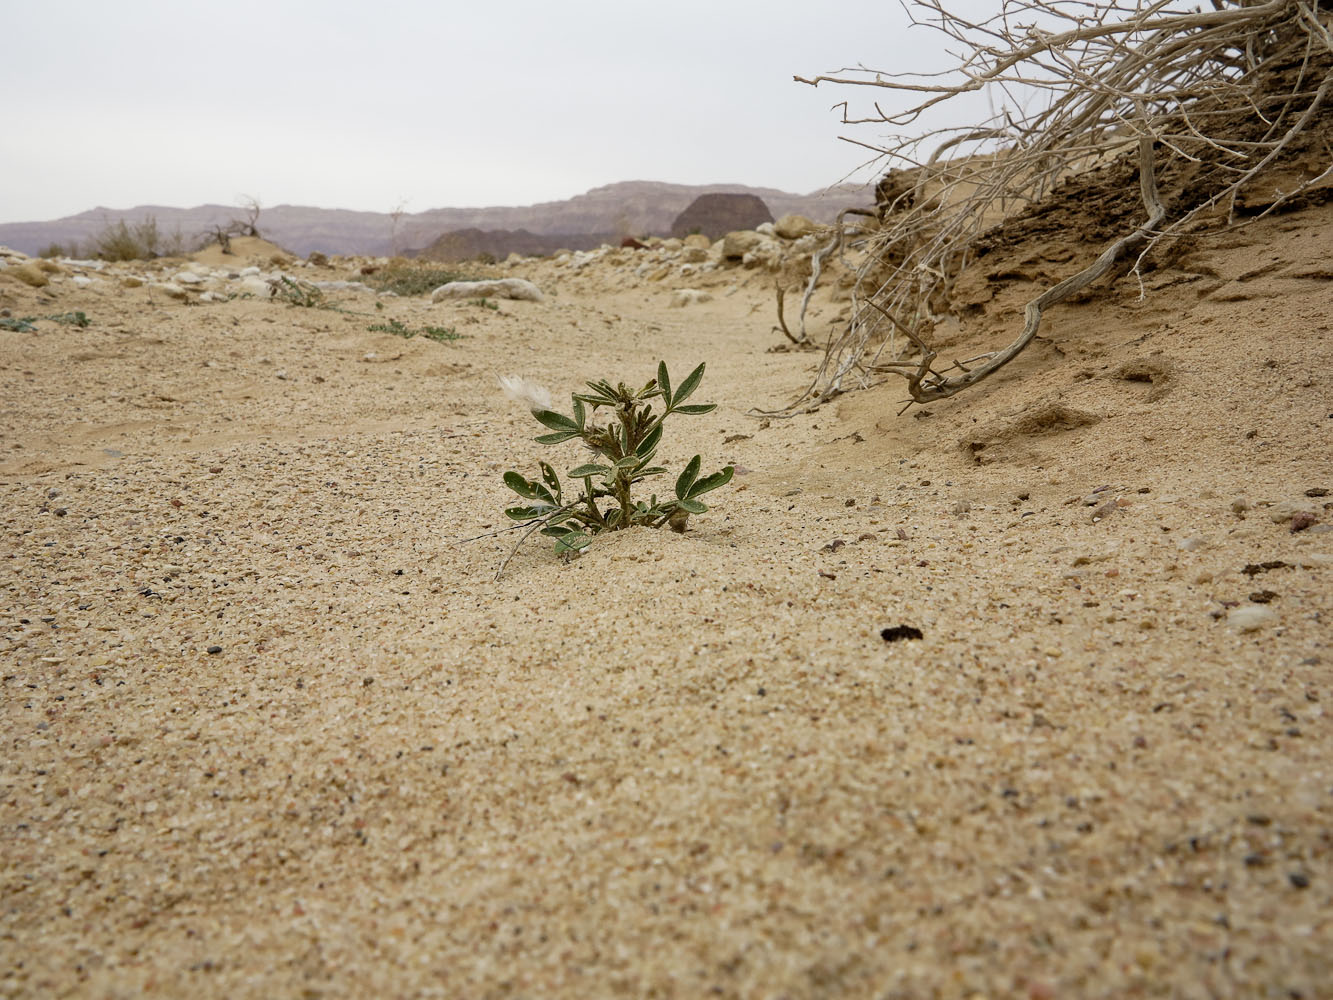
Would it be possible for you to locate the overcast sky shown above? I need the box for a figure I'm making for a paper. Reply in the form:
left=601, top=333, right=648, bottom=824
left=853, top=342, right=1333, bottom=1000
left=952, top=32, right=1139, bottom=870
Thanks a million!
left=1, top=1, right=970, bottom=223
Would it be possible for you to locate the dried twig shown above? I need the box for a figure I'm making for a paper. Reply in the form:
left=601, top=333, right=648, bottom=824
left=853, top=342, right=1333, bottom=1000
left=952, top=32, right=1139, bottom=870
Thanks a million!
left=792, top=0, right=1333, bottom=409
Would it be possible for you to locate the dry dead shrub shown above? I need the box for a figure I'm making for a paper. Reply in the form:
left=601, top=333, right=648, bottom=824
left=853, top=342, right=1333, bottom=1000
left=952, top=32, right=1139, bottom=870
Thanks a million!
left=788, top=0, right=1333, bottom=410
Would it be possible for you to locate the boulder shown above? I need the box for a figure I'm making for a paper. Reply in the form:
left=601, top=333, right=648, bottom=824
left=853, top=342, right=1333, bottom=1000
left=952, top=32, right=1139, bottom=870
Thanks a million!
left=682, top=234, right=711, bottom=250
left=671, top=193, right=774, bottom=240
left=721, top=230, right=765, bottom=260
left=774, top=214, right=821, bottom=240
left=431, top=278, right=543, bottom=303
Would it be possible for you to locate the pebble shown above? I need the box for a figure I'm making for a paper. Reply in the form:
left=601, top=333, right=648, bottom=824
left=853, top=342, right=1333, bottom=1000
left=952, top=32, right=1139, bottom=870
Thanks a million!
left=1230, top=496, right=1250, bottom=514
left=1228, top=605, right=1277, bottom=631
left=1176, top=536, right=1207, bottom=552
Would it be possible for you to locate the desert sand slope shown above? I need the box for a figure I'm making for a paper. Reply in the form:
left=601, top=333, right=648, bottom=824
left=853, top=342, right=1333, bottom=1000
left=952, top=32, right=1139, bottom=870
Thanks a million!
left=0, top=197, right=1330, bottom=998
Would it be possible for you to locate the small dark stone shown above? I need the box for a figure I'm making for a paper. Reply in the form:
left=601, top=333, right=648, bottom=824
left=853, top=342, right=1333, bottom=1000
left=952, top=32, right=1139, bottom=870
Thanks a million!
left=1305, top=488, right=1329, bottom=498
left=881, top=625, right=924, bottom=643
left=1289, top=871, right=1311, bottom=889
left=1248, top=590, right=1279, bottom=603
left=362, top=677, right=374, bottom=686
left=206, top=645, right=222, bottom=655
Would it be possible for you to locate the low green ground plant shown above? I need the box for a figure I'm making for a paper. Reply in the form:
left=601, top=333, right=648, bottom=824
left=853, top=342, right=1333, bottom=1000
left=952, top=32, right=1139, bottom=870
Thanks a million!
left=367, top=319, right=461, bottom=342
left=495, top=361, right=732, bottom=572
left=362, top=263, right=471, bottom=297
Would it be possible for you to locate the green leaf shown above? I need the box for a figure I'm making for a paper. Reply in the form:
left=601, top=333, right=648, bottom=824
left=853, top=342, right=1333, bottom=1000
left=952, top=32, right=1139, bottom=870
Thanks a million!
left=572, top=396, right=586, bottom=429
left=671, top=362, right=706, bottom=406
left=540, top=523, right=574, bottom=537
left=632, top=466, right=667, bottom=478
left=503, top=471, right=538, bottom=498
left=553, top=532, right=592, bottom=555
left=568, top=463, right=610, bottom=479
left=533, top=409, right=578, bottom=433
left=539, top=461, right=562, bottom=498
left=534, top=430, right=581, bottom=445
left=672, top=403, right=716, bottom=416
left=657, top=361, right=671, bottom=405
left=636, top=421, right=663, bottom=457
left=505, top=504, right=548, bottom=520
left=687, top=465, right=734, bottom=498
left=675, top=455, right=701, bottom=499
left=677, top=498, right=707, bottom=514
left=612, top=454, right=640, bottom=473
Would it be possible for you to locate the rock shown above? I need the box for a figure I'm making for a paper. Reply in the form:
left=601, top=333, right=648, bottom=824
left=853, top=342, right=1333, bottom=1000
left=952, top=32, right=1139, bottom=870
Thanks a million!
left=237, top=276, right=275, bottom=298
left=150, top=282, right=188, bottom=301
left=121, top=275, right=144, bottom=288
left=670, top=193, right=774, bottom=240
left=1231, top=496, right=1251, bottom=514
left=683, top=234, right=711, bottom=250
left=680, top=246, right=709, bottom=263
left=71, top=275, right=93, bottom=289
left=175, top=270, right=205, bottom=285
left=721, top=231, right=765, bottom=260
left=669, top=289, right=712, bottom=308
left=1228, top=605, right=1276, bottom=631
left=1176, top=536, right=1207, bottom=552
left=307, top=251, right=329, bottom=266
left=1269, top=500, right=1317, bottom=524
left=774, top=213, right=821, bottom=240
left=431, top=278, right=543, bottom=303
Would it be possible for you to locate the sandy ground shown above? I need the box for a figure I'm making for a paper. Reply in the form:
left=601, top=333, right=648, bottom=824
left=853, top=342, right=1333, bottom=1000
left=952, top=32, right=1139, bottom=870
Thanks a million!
left=0, top=198, right=1330, bottom=999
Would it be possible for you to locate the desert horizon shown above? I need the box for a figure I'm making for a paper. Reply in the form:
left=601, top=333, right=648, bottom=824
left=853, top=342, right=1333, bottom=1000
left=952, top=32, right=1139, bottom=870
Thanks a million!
left=3, top=1, right=1332, bottom=996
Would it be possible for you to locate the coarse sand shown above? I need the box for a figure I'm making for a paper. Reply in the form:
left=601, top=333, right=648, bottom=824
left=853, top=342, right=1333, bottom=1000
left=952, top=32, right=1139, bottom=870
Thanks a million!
left=1, top=196, right=1331, bottom=999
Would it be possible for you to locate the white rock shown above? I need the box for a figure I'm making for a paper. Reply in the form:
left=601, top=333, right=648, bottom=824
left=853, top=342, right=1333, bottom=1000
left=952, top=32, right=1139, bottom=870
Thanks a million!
left=175, top=271, right=204, bottom=285
left=1228, top=605, right=1276, bottom=631
left=1176, top=536, right=1208, bottom=552
left=150, top=282, right=188, bottom=301
left=71, top=275, right=93, bottom=289
left=756, top=222, right=776, bottom=236
left=239, top=266, right=261, bottom=277
left=430, top=278, right=543, bottom=303
left=669, top=289, right=712, bottom=308
left=237, top=276, right=275, bottom=298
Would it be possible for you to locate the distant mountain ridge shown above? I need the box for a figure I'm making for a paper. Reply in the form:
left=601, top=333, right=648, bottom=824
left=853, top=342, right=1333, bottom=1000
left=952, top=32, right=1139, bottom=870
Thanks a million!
left=0, top=181, right=871, bottom=258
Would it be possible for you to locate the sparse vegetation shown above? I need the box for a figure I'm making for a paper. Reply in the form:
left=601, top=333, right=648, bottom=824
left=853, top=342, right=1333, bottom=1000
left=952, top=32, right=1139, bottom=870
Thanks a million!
left=92, top=217, right=162, bottom=261
left=796, top=0, right=1333, bottom=408
left=361, top=261, right=471, bottom=297
left=492, top=362, right=733, bottom=575
left=470, top=297, right=499, bottom=311
left=272, top=276, right=325, bottom=308
left=1, top=311, right=91, bottom=332
left=367, top=319, right=461, bottom=342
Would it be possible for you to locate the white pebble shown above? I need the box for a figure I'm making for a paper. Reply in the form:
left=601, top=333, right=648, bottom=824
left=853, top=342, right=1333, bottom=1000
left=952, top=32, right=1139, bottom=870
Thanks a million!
left=1228, top=605, right=1276, bottom=631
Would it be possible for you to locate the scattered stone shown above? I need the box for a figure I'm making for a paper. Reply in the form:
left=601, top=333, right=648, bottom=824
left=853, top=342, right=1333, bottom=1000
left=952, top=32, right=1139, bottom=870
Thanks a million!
left=1228, top=605, right=1277, bottom=631
left=1176, top=536, right=1207, bottom=552
left=175, top=270, right=205, bottom=285
left=773, top=214, right=822, bottom=240
left=1290, top=511, right=1318, bottom=532
left=720, top=230, right=765, bottom=260
left=431, top=278, right=543, bottom=303
left=669, top=289, right=711, bottom=308
left=206, top=645, right=223, bottom=655
left=881, top=625, right=924, bottom=643
left=1304, top=487, right=1328, bottom=497
left=951, top=499, right=972, bottom=517
left=1269, top=500, right=1317, bottom=524
left=1230, top=496, right=1250, bottom=514
left=150, top=282, right=188, bottom=301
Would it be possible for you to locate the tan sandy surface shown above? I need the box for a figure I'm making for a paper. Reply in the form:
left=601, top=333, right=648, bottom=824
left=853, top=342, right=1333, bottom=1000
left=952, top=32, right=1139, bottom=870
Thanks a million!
left=0, top=199, right=1330, bottom=999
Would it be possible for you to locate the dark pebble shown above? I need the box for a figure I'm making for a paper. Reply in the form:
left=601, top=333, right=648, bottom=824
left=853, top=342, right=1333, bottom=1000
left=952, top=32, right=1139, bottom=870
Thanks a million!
left=206, top=645, right=222, bottom=655
left=1305, top=488, right=1329, bottom=498
left=881, top=625, right=924, bottom=643
left=1290, top=871, right=1311, bottom=889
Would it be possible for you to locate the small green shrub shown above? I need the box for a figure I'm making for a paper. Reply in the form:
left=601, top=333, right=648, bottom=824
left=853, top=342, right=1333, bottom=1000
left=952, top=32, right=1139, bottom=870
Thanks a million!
left=362, top=263, right=471, bottom=297
left=499, top=361, right=733, bottom=564
left=272, top=276, right=324, bottom=307
left=0, top=317, right=36, bottom=332
left=470, top=297, right=499, bottom=311
left=367, top=319, right=461, bottom=343
left=0, top=311, right=90, bottom=331
left=49, top=311, right=90, bottom=327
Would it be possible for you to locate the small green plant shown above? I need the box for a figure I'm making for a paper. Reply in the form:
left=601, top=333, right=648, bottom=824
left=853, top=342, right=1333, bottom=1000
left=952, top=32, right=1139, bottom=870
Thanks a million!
left=497, top=361, right=733, bottom=569
left=273, top=276, right=324, bottom=307
left=0, top=311, right=91, bottom=332
left=49, top=311, right=90, bottom=328
left=367, top=319, right=461, bottom=343
left=470, top=297, right=499, bottom=311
